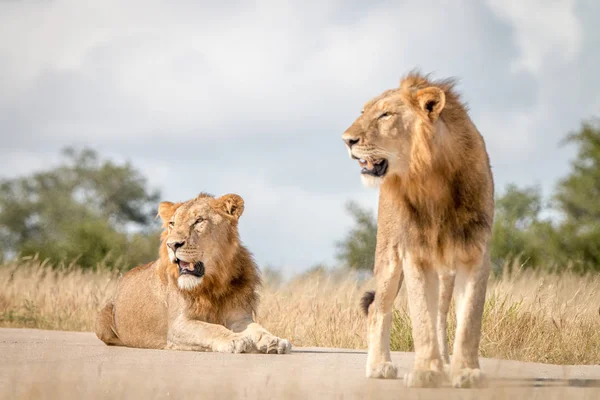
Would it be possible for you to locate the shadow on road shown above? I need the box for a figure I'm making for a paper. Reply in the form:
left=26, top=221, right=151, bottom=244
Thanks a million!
left=291, top=349, right=367, bottom=354
left=491, top=377, right=600, bottom=388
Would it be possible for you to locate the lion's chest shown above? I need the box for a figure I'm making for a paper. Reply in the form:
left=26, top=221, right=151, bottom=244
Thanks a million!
left=183, top=297, right=230, bottom=325
left=379, top=199, right=490, bottom=267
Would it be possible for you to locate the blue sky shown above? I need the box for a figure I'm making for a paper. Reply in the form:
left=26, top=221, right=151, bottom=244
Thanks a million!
left=1, top=0, right=599, bottom=275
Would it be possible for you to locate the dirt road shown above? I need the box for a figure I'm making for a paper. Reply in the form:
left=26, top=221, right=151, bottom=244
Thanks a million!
left=2, top=328, right=600, bottom=399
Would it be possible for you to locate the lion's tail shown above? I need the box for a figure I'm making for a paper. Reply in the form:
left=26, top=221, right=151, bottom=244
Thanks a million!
left=360, top=290, right=376, bottom=316
left=95, top=302, right=123, bottom=346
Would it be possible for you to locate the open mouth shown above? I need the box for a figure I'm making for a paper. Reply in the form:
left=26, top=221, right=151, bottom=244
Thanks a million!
left=358, top=158, right=388, bottom=177
left=176, top=259, right=205, bottom=278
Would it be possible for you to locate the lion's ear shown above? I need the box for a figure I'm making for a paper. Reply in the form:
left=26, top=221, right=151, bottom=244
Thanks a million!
left=157, top=201, right=180, bottom=223
left=415, top=87, right=445, bottom=122
left=214, top=194, right=245, bottom=220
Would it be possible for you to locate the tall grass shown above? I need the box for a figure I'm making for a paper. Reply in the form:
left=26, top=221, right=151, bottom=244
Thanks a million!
left=389, top=262, right=600, bottom=364
left=1, top=257, right=599, bottom=365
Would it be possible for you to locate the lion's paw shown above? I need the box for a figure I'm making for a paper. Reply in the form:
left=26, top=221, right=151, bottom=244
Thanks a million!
left=443, top=363, right=451, bottom=378
left=452, top=368, right=487, bottom=388
left=256, top=335, right=292, bottom=354
left=215, top=334, right=254, bottom=354
left=366, top=362, right=398, bottom=379
left=258, top=335, right=292, bottom=354
left=275, top=338, right=292, bottom=354
left=403, top=370, right=445, bottom=388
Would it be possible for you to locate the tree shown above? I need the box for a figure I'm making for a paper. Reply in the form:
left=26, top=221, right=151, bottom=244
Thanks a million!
left=490, top=184, right=557, bottom=272
left=335, top=201, right=377, bottom=270
left=553, top=119, right=600, bottom=271
left=0, top=148, right=161, bottom=269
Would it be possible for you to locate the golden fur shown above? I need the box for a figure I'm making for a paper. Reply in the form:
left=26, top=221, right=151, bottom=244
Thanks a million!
left=96, top=193, right=291, bottom=354
left=342, top=72, right=494, bottom=388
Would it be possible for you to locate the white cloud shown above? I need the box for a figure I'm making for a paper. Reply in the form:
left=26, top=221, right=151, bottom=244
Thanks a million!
left=0, top=150, right=61, bottom=179
left=486, top=0, right=583, bottom=74
left=0, top=0, right=597, bottom=271
left=478, top=108, right=541, bottom=161
left=0, top=0, right=476, bottom=141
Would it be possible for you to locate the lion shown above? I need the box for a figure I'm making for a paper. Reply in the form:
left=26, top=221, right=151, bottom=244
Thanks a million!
left=342, top=72, right=494, bottom=388
left=95, top=192, right=292, bottom=355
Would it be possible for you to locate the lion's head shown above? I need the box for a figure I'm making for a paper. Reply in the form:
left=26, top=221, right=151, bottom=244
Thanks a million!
left=342, top=72, right=459, bottom=187
left=157, top=193, right=245, bottom=291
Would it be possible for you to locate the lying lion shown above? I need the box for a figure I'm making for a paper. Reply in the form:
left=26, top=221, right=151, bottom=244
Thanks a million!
left=96, top=193, right=291, bottom=354
left=342, top=72, right=494, bottom=388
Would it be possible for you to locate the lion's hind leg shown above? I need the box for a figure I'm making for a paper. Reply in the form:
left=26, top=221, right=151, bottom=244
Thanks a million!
left=95, top=302, right=124, bottom=346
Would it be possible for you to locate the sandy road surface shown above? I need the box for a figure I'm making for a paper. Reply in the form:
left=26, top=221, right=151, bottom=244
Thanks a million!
left=1, top=328, right=600, bottom=399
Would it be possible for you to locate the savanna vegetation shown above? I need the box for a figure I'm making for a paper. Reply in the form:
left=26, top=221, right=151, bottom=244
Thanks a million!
left=1, top=120, right=600, bottom=365
left=1, top=258, right=599, bottom=365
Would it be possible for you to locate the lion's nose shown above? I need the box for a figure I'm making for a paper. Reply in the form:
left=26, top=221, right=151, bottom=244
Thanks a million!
left=167, top=240, right=185, bottom=251
left=344, top=138, right=359, bottom=148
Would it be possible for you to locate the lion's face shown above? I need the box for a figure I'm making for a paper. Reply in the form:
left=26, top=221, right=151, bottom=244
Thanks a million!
left=158, top=193, right=244, bottom=291
left=342, top=83, right=446, bottom=187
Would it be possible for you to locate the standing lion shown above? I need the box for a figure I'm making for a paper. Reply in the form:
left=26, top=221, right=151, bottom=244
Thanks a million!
left=96, top=193, right=291, bottom=355
left=342, top=72, right=494, bottom=388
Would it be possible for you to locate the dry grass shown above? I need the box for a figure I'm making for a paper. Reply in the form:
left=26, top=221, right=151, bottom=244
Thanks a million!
left=1, top=257, right=600, bottom=365
left=389, top=265, right=600, bottom=364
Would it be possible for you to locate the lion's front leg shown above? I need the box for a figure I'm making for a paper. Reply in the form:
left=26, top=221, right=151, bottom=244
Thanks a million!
left=365, top=245, right=403, bottom=379
left=167, top=315, right=254, bottom=354
left=437, top=271, right=455, bottom=368
left=228, top=314, right=292, bottom=354
left=402, top=254, right=445, bottom=388
left=450, top=251, right=491, bottom=388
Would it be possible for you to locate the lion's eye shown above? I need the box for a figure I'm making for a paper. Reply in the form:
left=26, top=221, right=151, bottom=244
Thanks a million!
left=378, top=112, right=391, bottom=120
left=195, top=217, right=205, bottom=225
left=168, top=221, right=175, bottom=228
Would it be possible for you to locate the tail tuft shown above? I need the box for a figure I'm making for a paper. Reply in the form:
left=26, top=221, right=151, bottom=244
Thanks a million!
left=360, top=290, right=376, bottom=316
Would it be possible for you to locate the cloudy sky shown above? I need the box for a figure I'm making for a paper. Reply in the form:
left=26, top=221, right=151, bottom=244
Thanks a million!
left=1, top=0, right=599, bottom=275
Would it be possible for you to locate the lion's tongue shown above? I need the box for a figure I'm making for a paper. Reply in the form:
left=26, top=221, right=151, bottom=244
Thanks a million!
left=179, top=261, right=192, bottom=271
